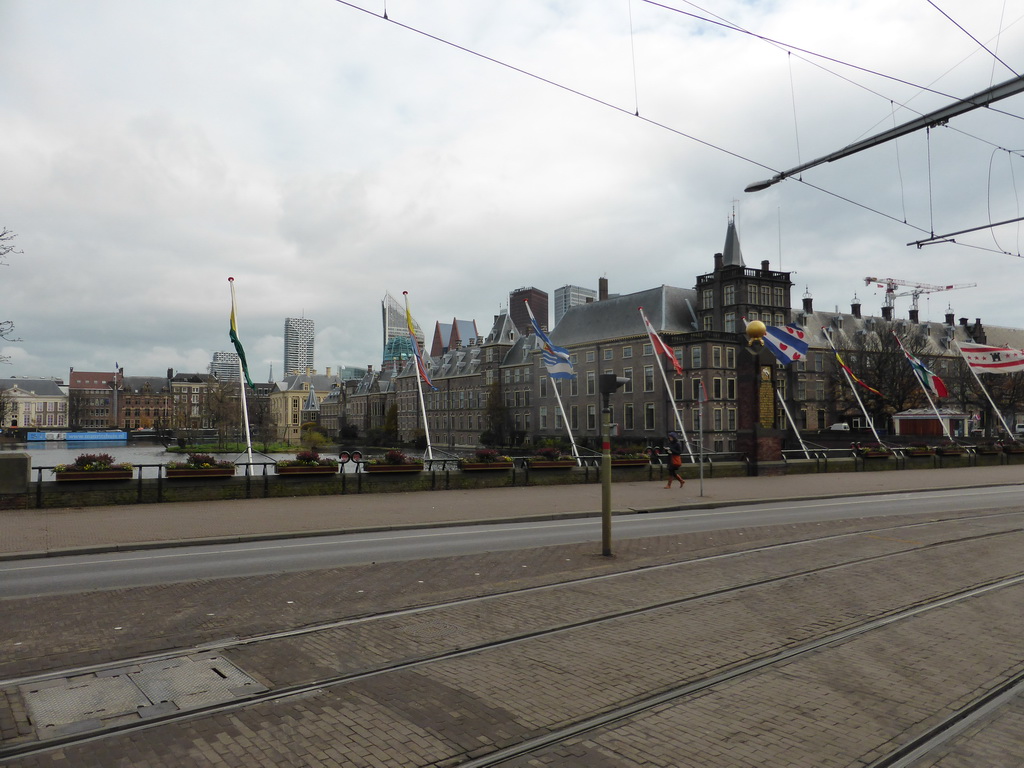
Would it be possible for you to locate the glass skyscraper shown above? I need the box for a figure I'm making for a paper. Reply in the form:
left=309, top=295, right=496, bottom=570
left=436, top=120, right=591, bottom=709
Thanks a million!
left=284, top=317, right=315, bottom=375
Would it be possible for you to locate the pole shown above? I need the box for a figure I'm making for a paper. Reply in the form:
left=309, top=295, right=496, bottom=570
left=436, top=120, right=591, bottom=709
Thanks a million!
left=601, top=398, right=612, bottom=556
left=698, top=396, right=705, bottom=497
left=823, top=329, right=883, bottom=444
left=403, top=292, right=434, bottom=460
left=893, top=332, right=952, bottom=442
left=228, top=278, right=254, bottom=464
left=954, top=342, right=1018, bottom=442
left=654, top=359, right=694, bottom=460
left=551, top=380, right=580, bottom=460
left=775, top=387, right=811, bottom=458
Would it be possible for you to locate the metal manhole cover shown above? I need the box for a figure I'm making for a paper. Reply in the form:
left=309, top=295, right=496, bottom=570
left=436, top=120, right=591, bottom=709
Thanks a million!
left=20, top=653, right=267, bottom=738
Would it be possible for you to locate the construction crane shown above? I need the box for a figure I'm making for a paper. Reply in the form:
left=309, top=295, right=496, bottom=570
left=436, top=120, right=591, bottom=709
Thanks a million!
left=864, top=276, right=976, bottom=311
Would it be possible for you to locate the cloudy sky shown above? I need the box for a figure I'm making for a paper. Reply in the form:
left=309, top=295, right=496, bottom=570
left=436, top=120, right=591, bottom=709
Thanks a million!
left=2, top=0, right=1023, bottom=380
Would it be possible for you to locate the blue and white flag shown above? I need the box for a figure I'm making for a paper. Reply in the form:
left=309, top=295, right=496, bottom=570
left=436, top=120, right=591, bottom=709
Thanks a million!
left=525, top=301, right=575, bottom=379
left=763, top=324, right=809, bottom=365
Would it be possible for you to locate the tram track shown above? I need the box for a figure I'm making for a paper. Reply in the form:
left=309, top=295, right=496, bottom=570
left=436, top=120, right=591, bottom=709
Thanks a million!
left=2, top=514, right=1022, bottom=764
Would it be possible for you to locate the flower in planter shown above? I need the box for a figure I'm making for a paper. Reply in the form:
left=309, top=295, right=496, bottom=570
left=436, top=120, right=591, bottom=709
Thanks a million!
left=277, top=449, right=339, bottom=468
left=855, top=443, right=891, bottom=456
left=368, top=450, right=421, bottom=466
left=612, top=447, right=648, bottom=459
left=466, top=449, right=511, bottom=464
left=166, top=452, right=235, bottom=470
left=532, top=446, right=571, bottom=461
left=53, top=452, right=133, bottom=473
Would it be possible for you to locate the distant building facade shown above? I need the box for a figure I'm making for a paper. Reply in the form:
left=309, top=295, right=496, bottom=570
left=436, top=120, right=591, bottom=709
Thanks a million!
left=509, top=287, right=548, bottom=336
left=210, top=351, right=240, bottom=382
left=0, top=378, right=67, bottom=430
left=553, top=284, right=597, bottom=327
left=284, top=317, right=315, bottom=376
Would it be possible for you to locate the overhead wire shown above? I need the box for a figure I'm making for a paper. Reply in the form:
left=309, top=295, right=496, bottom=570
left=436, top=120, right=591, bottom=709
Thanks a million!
left=335, top=0, right=1019, bottom=249
left=926, top=0, right=1019, bottom=77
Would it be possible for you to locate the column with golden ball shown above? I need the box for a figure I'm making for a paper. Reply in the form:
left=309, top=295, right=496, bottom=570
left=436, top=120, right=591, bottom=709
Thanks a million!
left=737, top=319, right=785, bottom=473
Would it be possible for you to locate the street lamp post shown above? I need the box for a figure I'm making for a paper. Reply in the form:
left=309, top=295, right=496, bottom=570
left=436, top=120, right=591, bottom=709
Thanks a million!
left=598, top=374, right=629, bottom=556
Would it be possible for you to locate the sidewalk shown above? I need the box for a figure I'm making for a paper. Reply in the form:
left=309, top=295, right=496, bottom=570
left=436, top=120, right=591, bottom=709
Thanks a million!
left=2, top=464, right=1022, bottom=559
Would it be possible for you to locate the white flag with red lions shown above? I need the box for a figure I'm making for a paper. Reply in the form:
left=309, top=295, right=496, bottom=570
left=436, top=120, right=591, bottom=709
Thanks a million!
left=763, top=324, right=809, bottom=365
left=959, top=342, right=1024, bottom=374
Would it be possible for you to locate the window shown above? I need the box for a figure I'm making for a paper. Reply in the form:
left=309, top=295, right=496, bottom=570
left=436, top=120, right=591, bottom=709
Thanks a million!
left=724, top=312, right=736, bottom=333
left=726, top=347, right=736, bottom=369
left=702, top=288, right=713, bottom=309
left=691, top=378, right=702, bottom=400
left=621, top=346, right=633, bottom=359
left=691, top=347, right=702, bottom=368
left=586, top=350, right=596, bottom=363
left=644, top=366, right=655, bottom=392
left=727, top=408, right=737, bottom=430
left=761, top=285, right=771, bottom=305
left=703, top=316, right=713, bottom=331
left=570, top=405, right=579, bottom=430
left=587, top=404, right=597, bottom=430
left=623, top=368, right=633, bottom=393
left=586, top=371, right=596, bottom=395
left=540, top=377, right=548, bottom=398
left=775, top=313, right=785, bottom=326
left=773, top=286, right=784, bottom=306
left=644, top=403, right=656, bottom=430
left=642, top=343, right=653, bottom=356
left=570, top=377, right=578, bottom=396
left=814, top=353, right=824, bottom=372
left=624, top=403, right=634, bottom=430
left=747, top=284, right=758, bottom=303
left=674, top=379, right=685, bottom=400
left=724, top=284, right=735, bottom=305
left=603, top=348, right=613, bottom=361
left=727, top=378, right=736, bottom=399
left=713, top=378, right=723, bottom=399
left=539, top=406, right=548, bottom=429
left=713, top=409, right=723, bottom=430
left=712, top=346, right=722, bottom=367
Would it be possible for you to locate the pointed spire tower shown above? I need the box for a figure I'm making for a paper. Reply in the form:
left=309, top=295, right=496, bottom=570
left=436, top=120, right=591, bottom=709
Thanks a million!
left=722, top=216, right=745, bottom=267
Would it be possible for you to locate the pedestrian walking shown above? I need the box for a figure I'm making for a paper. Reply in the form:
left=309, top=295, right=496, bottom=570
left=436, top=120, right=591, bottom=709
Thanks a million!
left=664, top=431, right=685, bottom=489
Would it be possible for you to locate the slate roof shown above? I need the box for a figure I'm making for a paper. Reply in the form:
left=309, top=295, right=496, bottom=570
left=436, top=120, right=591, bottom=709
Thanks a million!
left=0, top=378, right=66, bottom=397
left=795, top=308, right=976, bottom=356
left=722, top=218, right=744, bottom=267
left=121, top=376, right=171, bottom=395
left=550, top=285, right=699, bottom=347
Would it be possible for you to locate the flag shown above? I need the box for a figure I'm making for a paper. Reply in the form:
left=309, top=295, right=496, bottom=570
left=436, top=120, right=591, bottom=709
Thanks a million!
left=901, top=348, right=948, bottom=398
left=227, top=277, right=255, bottom=390
left=763, top=324, right=809, bottom=365
left=958, top=342, right=1024, bottom=374
left=526, top=301, right=575, bottom=379
left=403, top=292, right=437, bottom=390
left=639, top=307, right=683, bottom=375
left=835, top=352, right=882, bottom=396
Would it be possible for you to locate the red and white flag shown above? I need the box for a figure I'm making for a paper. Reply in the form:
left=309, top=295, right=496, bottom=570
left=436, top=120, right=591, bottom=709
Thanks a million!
left=639, top=307, right=683, bottom=375
left=959, top=342, right=1024, bottom=374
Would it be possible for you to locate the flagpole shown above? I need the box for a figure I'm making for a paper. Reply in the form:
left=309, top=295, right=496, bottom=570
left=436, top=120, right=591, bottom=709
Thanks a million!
left=638, top=308, right=694, bottom=460
left=403, top=292, right=433, bottom=460
left=954, top=342, right=1018, bottom=442
left=524, top=300, right=580, bottom=460
left=228, top=278, right=254, bottom=464
left=775, top=387, right=811, bottom=458
left=823, top=328, right=883, bottom=444
left=893, top=332, right=952, bottom=442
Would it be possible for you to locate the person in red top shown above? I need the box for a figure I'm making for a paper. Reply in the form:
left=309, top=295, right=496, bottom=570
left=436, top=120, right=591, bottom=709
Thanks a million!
left=664, top=432, right=685, bottom=489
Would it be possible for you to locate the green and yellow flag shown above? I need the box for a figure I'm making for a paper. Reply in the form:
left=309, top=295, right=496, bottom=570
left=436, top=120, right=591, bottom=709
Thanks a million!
left=228, top=277, right=255, bottom=390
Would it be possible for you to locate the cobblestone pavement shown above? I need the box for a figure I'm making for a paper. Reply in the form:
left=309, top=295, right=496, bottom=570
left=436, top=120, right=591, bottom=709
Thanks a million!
left=1, top=467, right=1023, bottom=766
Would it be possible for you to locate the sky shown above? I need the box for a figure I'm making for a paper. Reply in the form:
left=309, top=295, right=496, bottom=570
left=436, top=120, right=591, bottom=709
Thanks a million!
left=2, top=0, right=1023, bottom=381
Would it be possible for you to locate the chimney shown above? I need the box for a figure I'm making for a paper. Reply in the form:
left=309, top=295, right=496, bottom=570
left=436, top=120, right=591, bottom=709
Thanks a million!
left=882, top=306, right=893, bottom=321
left=802, top=295, right=813, bottom=314
left=367, top=364, right=373, bottom=372
left=714, top=252, right=724, bottom=270
left=325, top=367, right=331, bottom=377
left=851, top=297, right=861, bottom=319
left=599, top=277, right=609, bottom=301
left=945, top=311, right=955, bottom=326
left=908, top=309, right=919, bottom=324
left=959, top=317, right=968, bottom=326
left=761, top=259, right=770, bottom=273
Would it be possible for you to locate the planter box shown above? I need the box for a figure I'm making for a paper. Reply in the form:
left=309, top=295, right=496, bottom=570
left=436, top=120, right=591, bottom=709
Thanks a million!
left=905, top=451, right=935, bottom=458
left=275, top=465, right=338, bottom=475
left=528, top=460, right=576, bottom=469
left=860, top=452, right=892, bottom=459
left=460, top=462, right=514, bottom=471
left=936, top=449, right=965, bottom=456
left=610, top=459, right=650, bottom=467
left=365, top=464, right=424, bottom=473
left=165, top=467, right=235, bottom=479
left=55, top=469, right=133, bottom=481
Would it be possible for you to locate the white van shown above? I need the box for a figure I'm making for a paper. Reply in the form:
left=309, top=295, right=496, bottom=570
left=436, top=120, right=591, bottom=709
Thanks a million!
left=830, top=423, right=851, bottom=432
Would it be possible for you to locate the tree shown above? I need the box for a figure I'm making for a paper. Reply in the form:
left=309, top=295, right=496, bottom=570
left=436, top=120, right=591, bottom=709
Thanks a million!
left=483, top=380, right=509, bottom=446
left=0, top=227, right=23, bottom=364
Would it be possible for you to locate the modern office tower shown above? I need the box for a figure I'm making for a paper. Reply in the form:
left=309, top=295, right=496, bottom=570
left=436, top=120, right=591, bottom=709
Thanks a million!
left=553, top=284, right=597, bottom=327
left=509, top=286, right=548, bottom=336
left=284, top=317, right=315, bottom=375
left=210, top=351, right=240, bottom=381
left=382, top=292, right=424, bottom=372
